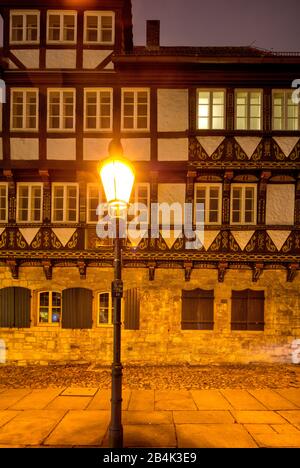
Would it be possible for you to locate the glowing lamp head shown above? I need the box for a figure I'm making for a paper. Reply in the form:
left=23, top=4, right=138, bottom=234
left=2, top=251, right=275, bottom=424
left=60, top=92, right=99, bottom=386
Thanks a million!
left=99, top=157, right=135, bottom=210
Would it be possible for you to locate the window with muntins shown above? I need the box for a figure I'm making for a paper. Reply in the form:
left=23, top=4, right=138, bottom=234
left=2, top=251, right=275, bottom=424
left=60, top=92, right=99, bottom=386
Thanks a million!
left=235, top=90, right=262, bottom=130
left=181, top=289, right=214, bottom=330
left=197, top=90, right=225, bottom=129
left=52, top=184, right=78, bottom=223
left=11, top=89, right=38, bottom=131
left=39, top=291, right=61, bottom=324
left=48, top=89, right=75, bottom=131
left=47, top=11, right=77, bottom=43
left=195, top=184, right=222, bottom=225
left=84, top=89, right=113, bottom=131
left=84, top=11, right=115, bottom=44
left=231, top=289, right=265, bottom=331
left=231, top=185, right=257, bottom=225
left=10, top=11, right=39, bottom=44
left=98, top=292, right=113, bottom=326
left=122, top=89, right=150, bottom=131
left=0, top=184, right=8, bottom=223
left=273, top=90, right=300, bottom=131
left=17, top=183, right=43, bottom=223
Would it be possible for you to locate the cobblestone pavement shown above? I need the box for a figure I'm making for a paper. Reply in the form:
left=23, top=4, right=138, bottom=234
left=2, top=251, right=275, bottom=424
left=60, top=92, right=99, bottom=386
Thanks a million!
left=0, top=364, right=299, bottom=390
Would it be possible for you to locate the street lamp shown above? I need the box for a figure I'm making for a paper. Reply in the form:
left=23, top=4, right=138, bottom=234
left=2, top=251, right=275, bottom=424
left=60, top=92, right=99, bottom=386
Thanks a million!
left=99, top=141, right=135, bottom=449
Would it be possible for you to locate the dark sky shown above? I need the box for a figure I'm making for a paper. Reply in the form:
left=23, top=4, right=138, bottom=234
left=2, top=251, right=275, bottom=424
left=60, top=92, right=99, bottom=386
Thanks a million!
left=132, top=0, right=300, bottom=51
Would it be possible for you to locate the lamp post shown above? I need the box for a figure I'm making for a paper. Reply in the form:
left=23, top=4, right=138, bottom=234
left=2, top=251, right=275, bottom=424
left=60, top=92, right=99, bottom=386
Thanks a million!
left=99, top=141, right=135, bottom=449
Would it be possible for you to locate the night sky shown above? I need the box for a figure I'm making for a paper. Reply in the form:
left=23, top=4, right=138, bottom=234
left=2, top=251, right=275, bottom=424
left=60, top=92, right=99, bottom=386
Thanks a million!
left=132, top=0, right=300, bottom=51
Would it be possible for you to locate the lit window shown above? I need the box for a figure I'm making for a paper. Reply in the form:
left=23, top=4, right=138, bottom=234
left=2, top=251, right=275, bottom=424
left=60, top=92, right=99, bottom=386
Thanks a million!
left=10, top=11, right=39, bottom=44
left=52, top=184, right=78, bottom=223
left=87, top=184, right=108, bottom=223
left=84, top=11, right=115, bottom=44
left=273, top=90, right=300, bottom=131
left=130, top=183, right=150, bottom=223
left=231, top=185, right=257, bottom=225
left=235, top=90, right=262, bottom=130
left=0, top=184, right=8, bottom=223
left=17, top=183, right=43, bottom=223
left=195, top=184, right=222, bottom=225
left=11, top=89, right=38, bottom=131
left=84, top=89, right=113, bottom=131
left=197, top=90, right=225, bottom=129
left=47, top=11, right=77, bottom=43
left=48, top=89, right=75, bottom=131
left=122, top=89, right=150, bottom=131
left=39, top=291, right=61, bottom=324
left=98, top=292, right=113, bottom=326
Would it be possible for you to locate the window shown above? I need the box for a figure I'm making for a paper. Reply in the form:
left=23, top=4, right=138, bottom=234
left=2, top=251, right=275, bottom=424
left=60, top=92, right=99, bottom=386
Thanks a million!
left=235, top=90, right=262, bottom=130
left=48, top=89, right=75, bottom=131
left=10, top=10, right=39, bottom=44
left=231, top=289, right=264, bottom=331
left=84, top=89, right=113, bottom=131
left=11, top=89, right=38, bottom=131
left=195, top=184, right=222, bottom=225
left=98, top=292, right=113, bottom=326
left=0, top=184, right=8, bottom=223
left=273, top=90, right=300, bottom=131
left=231, top=185, right=257, bottom=225
left=84, top=11, right=115, bottom=44
left=87, top=184, right=108, bottom=223
left=121, top=89, right=150, bottom=131
left=47, top=11, right=77, bottom=43
left=52, top=184, right=78, bottom=223
left=38, top=291, right=61, bottom=325
left=17, top=183, right=43, bottom=223
left=131, top=183, right=150, bottom=223
left=197, top=90, right=225, bottom=129
left=181, top=289, right=214, bottom=330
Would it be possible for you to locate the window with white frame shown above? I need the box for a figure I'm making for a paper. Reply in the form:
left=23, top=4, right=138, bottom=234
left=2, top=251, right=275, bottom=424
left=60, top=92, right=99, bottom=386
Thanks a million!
left=38, top=291, right=61, bottom=324
left=47, top=11, right=77, bottom=43
left=84, top=11, right=115, bottom=44
left=11, top=89, right=38, bottom=131
left=10, top=10, right=40, bottom=44
left=231, top=185, right=257, bottom=225
left=197, top=90, right=225, bottom=130
left=84, top=89, right=113, bottom=131
left=48, top=89, right=75, bottom=131
left=131, top=183, right=150, bottom=223
left=121, top=89, right=150, bottom=131
left=0, top=184, right=8, bottom=223
left=52, top=184, right=78, bottom=223
left=235, top=90, right=262, bottom=130
left=98, top=292, right=113, bottom=326
left=273, top=90, right=300, bottom=131
left=17, top=183, right=43, bottom=223
left=87, top=184, right=108, bottom=223
left=195, top=184, right=222, bottom=225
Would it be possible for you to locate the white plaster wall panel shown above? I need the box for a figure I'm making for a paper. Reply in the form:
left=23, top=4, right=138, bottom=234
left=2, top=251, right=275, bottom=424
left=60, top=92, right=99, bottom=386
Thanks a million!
left=10, top=138, right=39, bottom=160
left=11, top=50, right=39, bottom=69
left=266, top=185, right=295, bottom=225
left=121, top=139, right=151, bottom=161
left=231, top=231, right=255, bottom=250
left=46, top=50, right=77, bottom=69
left=273, top=137, right=299, bottom=157
left=157, top=89, right=189, bottom=132
left=197, top=136, right=225, bottom=157
left=203, top=231, right=220, bottom=251
left=8, top=59, right=18, bottom=69
left=52, top=228, right=76, bottom=247
left=83, top=50, right=112, bottom=69
left=83, top=138, right=112, bottom=161
left=158, top=138, right=188, bottom=161
left=47, top=139, right=76, bottom=160
left=19, top=228, right=39, bottom=246
left=158, top=183, right=186, bottom=226
left=0, top=138, right=3, bottom=160
left=234, top=137, right=261, bottom=158
left=267, top=231, right=291, bottom=251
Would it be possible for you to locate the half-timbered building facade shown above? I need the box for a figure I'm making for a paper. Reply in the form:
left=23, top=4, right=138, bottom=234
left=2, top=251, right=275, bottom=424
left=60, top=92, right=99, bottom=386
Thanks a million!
left=0, top=0, right=300, bottom=365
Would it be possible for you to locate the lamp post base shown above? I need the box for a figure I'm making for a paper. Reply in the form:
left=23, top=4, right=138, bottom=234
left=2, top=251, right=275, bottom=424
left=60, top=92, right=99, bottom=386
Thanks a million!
left=109, top=362, right=123, bottom=448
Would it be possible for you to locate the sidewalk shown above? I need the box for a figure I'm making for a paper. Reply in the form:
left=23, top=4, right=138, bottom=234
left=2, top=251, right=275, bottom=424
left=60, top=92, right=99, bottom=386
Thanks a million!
left=0, top=387, right=300, bottom=448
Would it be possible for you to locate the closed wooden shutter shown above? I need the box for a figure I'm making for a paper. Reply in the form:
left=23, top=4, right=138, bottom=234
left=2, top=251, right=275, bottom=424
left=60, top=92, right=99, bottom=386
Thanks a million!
left=231, top=289, right=264, bottom=331
left=124, top=288, right=140, bottom=330
left=182, top=289, right=214, bottom=330
left=62, top=288, right=93, bottom=329
left=0, top=287, right=31, bottom=328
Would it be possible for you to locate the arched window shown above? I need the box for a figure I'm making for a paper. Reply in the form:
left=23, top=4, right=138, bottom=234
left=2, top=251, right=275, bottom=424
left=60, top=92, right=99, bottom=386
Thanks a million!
left=98, top=292, right=113, bottom=326
left=38, top=291, right=61, bottom=324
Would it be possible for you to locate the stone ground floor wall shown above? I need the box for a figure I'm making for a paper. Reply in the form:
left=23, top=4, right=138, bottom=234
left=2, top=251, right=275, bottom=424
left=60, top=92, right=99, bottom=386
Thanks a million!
left=0, top=266, right=300, bottom=365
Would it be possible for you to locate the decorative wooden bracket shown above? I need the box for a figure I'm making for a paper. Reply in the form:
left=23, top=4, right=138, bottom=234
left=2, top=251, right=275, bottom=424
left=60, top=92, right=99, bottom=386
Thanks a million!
left=148, top=261, right=156, bottom=281
left=184, top=261, right=193, bottom=281
left=7, top=260, right=18, bottom=279
left=252, top=263, right=264, bottom=282
left=42, top=261, right=52, bottom=280
left=287, top=263, right=299, bottom=283
left=218, top=262, right=228, bottom=283
left=78, top=261, right=87, bottom=280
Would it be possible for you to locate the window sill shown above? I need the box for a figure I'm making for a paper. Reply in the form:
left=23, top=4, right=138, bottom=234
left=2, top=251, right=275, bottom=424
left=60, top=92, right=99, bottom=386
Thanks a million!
left=97, top=324, right=113, bottom=328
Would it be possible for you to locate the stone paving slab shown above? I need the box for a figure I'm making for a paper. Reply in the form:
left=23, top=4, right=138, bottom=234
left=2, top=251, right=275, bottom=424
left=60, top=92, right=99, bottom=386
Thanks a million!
left=61, top=387, right=98, bottom=397
left=46, top=396, right=92, bottom=410
left=176, top=424, right=258, bottom=448
left=232, top=410, right=287, bottom=424
left=248, top=389, right=298, bottom=410
left=278, top=410, right=300, bottom=425
left=155, top=395, right=197, bottom=411
left=0, top=410, right=66, bottom=445
left=271, top=424, right=300, bottom=434
left=122, top=411, right=173, bottom=425
left=0, top=389, right=32, bottom=410
left=128, top=390, right=154, bottom=411
left=252, top=433, right=300, bottom=448
left=191, top=390, right=232, bottom=410
left=221, top=390, right=267, bottom=410
left=11, top=389, right=63, bottom=410
left=86, top=389, right=131, bottom=411
left=123, top=425, right=177, bottom=448
left=173, top=410, right=235, bottom=424
left=243, top=424, right=276, bottom=435
left=0, top=410, right=19, bottom=428
left=275, top=389, right=300, bottom=407
left=44, top=410, right=109, bottom=446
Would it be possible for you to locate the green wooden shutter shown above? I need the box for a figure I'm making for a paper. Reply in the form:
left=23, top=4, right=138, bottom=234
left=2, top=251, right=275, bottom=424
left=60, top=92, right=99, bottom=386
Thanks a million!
left=0, top=287, right=15, bottom=327
left=182, top=289, right=214, bottom=330
left=62, top=288, right=93, bottom=329
left=124, top=288, right=140, bottom=330
left=0, top=287, right=31, bottom=328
